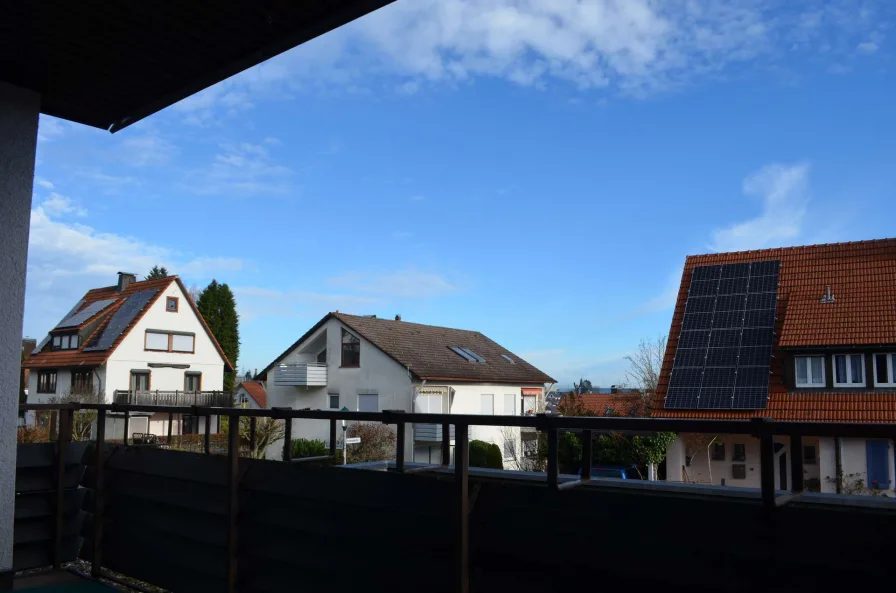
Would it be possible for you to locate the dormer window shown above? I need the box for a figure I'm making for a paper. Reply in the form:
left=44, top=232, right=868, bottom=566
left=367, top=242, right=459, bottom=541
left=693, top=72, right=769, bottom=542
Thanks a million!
left=833, top=354, right=865, bottom=387
left=795, top=356, right=825, bottom=388
left=52, top=333, right=80, bottom=350
left=874, top=354, right=896, bottom=387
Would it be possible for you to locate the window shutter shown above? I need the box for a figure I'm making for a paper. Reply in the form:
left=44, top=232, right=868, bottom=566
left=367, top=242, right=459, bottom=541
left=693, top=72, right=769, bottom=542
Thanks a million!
left=866, top=440, right=891, bottom=490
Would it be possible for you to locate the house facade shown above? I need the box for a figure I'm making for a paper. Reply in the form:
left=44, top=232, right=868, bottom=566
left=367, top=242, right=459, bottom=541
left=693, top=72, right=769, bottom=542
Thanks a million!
left=24, top=272, right=233, bottom=439
left=654, top=239, right=896, bottom=496
left=235, top=381, right=267, bottom=409
left=258, top=312, right=555, bottom=464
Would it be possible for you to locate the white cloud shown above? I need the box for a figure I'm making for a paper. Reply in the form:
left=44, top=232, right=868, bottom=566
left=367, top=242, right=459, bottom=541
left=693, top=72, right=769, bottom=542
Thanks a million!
left=186, top=142, right=292, bottom=196
left=35, top=177, right=54, bottom=190
left=856, top=41, right=879, bottom=54
left=328, top=270, right=457, bottom=298
left=519, top=347, right=632, bottom=386
left=118, top=134, right=179, bottom=167
left=76, top=169, right=139, bottom=193
left=710, top=162, right=811, bottom=253
left=40, top=193, right=87, bottom=218
left=232, top=285, right=377, bottom=322
left=37, top=116, right=66, bottom=142
left=176, top=0, right=888, bottom=116
left=25, top=203, right=248, bottom=335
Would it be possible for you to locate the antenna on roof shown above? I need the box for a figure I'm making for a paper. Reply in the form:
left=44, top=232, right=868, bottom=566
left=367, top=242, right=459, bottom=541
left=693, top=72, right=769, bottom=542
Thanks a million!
left=820, top=285, right=835, bottom=304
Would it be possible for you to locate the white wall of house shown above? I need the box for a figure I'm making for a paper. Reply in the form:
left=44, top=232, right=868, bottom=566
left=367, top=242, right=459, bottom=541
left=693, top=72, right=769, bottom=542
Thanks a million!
left=105, top=281, right=225, bottom=397
left=666, top=434, right=894, bottom=496
left=447, top=383, right=525, bottom=467
left=266, top=317, right=414, bottom=459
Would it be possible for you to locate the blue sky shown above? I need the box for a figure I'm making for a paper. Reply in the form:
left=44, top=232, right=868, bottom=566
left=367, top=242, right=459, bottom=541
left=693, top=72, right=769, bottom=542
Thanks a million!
left=25, top=0, right=895, bottom=387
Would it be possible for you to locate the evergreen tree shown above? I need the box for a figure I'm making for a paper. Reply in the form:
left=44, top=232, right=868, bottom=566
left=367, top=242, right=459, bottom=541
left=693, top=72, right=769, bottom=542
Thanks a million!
left=145, top=265, right=169, bottom=280
left=196, top=280, right=240, bottom=391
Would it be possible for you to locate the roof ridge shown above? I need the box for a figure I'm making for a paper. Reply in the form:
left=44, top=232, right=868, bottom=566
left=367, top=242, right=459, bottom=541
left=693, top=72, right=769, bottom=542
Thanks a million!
left=333, top=312, right=483, bottom=335
left=686, top=236, right=896, bottom=259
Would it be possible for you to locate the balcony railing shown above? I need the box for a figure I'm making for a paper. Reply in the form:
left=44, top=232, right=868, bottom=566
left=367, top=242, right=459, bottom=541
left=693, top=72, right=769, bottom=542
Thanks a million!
left=415, top=423, right=456, bottom=442
left=274, top=362, right=327, bottom=387
left=112, top=390, right=234, bottom=408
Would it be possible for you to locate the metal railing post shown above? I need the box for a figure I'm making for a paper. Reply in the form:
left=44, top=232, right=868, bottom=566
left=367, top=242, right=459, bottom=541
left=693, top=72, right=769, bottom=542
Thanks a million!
left=92, top=408, right=106, bottom=578
left=581, top=429, right=593, bottom=481
left=122, top=411, right=130, bottom=447
left=282, top=416, right=292, bottom=462
left=54, top=407, right=73, bottom=569
left=790, top=434, right=804, bottom=494
left=455, top=423, right=469, bottom=593
left=167, top=412, right=173, bottom=445
left=226, top=413, right=240, bottom=593
left=755, top=418, right=776, bottom=513
left=442, top=422, right=451, bottom=466
left=249, top=417, right=257, bottom=453
left=203, top=406, right=212, bottom=455
left=329, top=419, right=337, bottom=456
left=546, top=427, right=559, bottom=490
left=395, top=420, right=406, bottom=472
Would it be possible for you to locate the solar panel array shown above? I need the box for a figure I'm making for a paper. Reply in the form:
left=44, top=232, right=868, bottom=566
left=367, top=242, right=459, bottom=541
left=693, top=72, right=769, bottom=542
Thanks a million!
left=83, top=289, right=159, bottom=351
left=55, top=298, right=118, bottom=329
left=34, top=299, right=86, bottom=353
left=664, top=260, right=780, bottom=410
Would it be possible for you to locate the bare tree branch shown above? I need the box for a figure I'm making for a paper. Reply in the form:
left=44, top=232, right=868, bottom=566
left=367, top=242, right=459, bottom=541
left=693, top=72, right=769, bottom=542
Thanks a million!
left=624, top=334, right=667, bottom=416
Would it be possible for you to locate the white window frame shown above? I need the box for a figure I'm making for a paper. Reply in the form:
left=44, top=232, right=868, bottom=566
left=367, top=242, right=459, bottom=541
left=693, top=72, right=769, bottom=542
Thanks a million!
left=833, top=353, right=865, bottom=387
left=795, top=355, right=826, bottom=388
left=872, top=353, right=896, bottom=387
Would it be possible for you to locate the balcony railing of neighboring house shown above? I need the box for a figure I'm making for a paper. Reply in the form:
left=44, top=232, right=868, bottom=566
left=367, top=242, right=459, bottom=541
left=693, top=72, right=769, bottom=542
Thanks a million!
left=274, top=362, right=327, bottom=387
left=112, top=390, right=234, bottom=408
left=414, top=422, right=456, bottom=442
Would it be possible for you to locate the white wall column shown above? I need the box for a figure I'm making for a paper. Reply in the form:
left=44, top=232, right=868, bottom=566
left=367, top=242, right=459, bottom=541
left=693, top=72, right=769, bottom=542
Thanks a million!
left=0, top=81, right=40, bottom=579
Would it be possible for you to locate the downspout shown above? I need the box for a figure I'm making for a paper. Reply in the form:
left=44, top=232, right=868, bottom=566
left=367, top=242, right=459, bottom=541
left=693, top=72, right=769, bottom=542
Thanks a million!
left=835, top=436, right=843, bottom=494
left=706, top=436, right=717, bottom=485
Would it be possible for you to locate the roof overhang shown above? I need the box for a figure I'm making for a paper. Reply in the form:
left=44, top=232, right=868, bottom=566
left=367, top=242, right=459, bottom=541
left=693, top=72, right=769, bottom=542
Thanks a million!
left=1, top=1, right=395, bottom=131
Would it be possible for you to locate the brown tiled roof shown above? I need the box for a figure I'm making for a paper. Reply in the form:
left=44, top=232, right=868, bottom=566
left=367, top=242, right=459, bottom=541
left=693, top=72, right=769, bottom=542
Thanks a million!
left=653, top=238, right=896, bottom=422
left=260, top=312, right=555, bottom=384
left=239, top=381, right=267, bottom=408
left=580, top=392, right=643, bottom=417
left=24, top=276, right=233, bottom=371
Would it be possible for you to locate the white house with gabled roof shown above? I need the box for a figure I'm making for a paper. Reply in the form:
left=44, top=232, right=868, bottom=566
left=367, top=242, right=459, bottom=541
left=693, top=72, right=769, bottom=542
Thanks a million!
left=24, top=272, right=233, bottom=440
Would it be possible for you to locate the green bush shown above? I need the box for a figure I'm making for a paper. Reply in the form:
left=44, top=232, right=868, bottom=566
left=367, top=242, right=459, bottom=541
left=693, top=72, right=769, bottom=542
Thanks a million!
left=292, top=438, right=328, bottom=459
left=469, top=440, right=503, bottom=470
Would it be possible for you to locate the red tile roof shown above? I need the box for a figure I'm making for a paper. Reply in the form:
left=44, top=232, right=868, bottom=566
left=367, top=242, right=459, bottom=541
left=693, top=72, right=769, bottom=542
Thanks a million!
left=24, top=276, right=233, bottom=371
left=239, top=381, right=267, bottom=408
left=580, top=392, right=644, bottom=417
left=654, top=238, right=896, bottom=422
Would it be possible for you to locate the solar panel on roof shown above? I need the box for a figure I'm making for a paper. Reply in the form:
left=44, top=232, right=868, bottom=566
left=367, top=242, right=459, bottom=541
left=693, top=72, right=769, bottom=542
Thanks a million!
left=55, top=298, right=117, bottom=329
left=665, top=260, right=779, bottom=411
left=678, top=331, right=709, bottom=350
left=698, top=387, right=734, bottom=409
left=83, top=289, right=158, bottom=351
left=34, top=299, right=86, bottom=353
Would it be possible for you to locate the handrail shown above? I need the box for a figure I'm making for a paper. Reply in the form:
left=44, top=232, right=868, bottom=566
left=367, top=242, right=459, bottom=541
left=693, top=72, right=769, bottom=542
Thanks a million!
left=20, top=402, right=896, bottom=439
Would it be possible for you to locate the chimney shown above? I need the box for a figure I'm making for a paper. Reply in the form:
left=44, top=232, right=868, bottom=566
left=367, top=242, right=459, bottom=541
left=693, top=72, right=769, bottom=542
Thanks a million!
left=395, top=314, right=402, bottom=321
left=610, top=385, right=618, bottom=394
left=821, top=285, right=835, bottom=304
left=117, top=271, right=137, bottom=292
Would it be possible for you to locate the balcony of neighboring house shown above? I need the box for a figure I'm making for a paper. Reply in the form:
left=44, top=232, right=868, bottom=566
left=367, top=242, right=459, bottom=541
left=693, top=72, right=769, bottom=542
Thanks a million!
left=274, top=362, right=328, bottom=387
left=414, top=422, right=456, bottom=442
left=112, top=389, right=234, bottom=407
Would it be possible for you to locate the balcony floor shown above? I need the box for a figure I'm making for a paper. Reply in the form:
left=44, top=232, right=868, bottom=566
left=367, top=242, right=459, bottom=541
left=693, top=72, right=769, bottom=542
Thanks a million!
left=14, top=572, right=116, bottom=592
